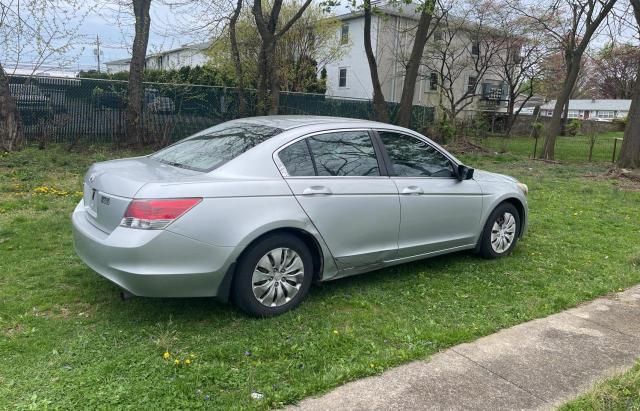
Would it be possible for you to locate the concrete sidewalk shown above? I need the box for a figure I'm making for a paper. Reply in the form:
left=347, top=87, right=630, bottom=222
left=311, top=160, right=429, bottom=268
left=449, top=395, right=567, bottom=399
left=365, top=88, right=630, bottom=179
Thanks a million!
left=290, top=285, right=640, bottom=411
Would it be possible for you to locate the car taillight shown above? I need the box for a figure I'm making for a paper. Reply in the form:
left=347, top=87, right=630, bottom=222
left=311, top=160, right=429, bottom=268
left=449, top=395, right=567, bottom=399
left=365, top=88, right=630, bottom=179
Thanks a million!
left=120, top=198, right=202, bottom=230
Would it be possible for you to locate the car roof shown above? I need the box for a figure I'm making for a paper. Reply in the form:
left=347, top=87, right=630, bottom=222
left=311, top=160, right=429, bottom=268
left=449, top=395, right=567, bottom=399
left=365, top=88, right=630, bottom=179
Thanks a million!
left=229, top=115, right=394, bottom=131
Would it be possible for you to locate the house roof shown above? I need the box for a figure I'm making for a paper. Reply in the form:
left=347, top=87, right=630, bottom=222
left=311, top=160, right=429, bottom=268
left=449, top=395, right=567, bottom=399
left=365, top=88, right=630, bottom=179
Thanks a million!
left=105, top=58, right=130, bottom=66
left=540, top=99, right=631, bottom=111
left=335, top=3, right=424, bottom=21
left=105, top=41, right=212, bottom=66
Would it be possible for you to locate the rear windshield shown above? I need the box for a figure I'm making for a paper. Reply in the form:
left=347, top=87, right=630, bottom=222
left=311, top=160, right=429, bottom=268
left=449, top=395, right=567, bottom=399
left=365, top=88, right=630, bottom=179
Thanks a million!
left=150, top=122, right=283, bottom=172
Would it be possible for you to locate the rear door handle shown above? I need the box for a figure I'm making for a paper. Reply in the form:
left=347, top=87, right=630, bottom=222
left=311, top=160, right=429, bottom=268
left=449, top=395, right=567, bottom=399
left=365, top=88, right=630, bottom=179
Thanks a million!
left=401, top=186, right=423, bottom=195
left=302, top=186, right=332, bottom=196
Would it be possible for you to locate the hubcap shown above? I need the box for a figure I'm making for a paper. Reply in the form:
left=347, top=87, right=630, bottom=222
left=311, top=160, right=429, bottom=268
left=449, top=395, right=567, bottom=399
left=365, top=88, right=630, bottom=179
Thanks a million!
left=252, top=248, right=304, bottom=307
left=490, top=212, right=516, bottom=254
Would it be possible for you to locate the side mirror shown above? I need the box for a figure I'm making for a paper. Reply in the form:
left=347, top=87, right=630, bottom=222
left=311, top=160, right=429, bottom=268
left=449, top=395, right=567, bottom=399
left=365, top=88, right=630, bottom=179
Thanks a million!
left=457, top=165, right=474, bottom=181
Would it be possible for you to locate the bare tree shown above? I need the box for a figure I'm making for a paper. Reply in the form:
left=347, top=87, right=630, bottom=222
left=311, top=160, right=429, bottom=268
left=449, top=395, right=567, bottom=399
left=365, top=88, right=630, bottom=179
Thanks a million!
left=490, top=14, right=548, bottom=136
left=252, top=0, right=313, bottom=115
left=395, top=0, right=438, bottom=127
left=125, top=0, right=152, bottom=145
left=229, top=0, right=246, bottom=115
left=592, top=42, right=639, bottom=98
left=512, top=0, right=618, bottom=160
left=210, top=2, right=342, bottom=95
left=617, top=0, right=640, bottom=169
left=0, top=0, right=86, bottom=151
left=422, top=0, right=508, bottom=131
left=363, top=0, right=390, bottom=122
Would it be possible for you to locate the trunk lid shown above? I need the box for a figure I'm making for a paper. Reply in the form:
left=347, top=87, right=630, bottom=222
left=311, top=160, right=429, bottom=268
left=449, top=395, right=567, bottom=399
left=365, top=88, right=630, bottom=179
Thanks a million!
left=82, top=156, right=202, bottom=233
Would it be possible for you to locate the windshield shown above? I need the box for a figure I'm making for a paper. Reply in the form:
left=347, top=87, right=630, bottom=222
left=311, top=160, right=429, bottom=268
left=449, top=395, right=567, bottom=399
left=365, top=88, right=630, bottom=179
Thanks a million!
left=150, top=122, right=283, bottom=172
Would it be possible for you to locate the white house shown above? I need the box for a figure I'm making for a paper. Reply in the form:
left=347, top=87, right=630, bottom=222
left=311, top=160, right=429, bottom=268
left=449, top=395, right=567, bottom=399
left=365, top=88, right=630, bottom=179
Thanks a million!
left=105, top=41, right=212, bottom=74
left=324, top=4, right=510, bottom=113
left=531, top=99, right=631, bottom=121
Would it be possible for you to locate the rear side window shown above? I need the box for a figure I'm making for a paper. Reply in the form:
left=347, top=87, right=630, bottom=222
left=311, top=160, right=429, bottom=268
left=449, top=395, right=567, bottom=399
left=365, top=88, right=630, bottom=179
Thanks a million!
left=278, top=140, right=316, bottom=176
left=151, top=122, right=282, bottom=172
left=278, top=131, right=380, bottom=177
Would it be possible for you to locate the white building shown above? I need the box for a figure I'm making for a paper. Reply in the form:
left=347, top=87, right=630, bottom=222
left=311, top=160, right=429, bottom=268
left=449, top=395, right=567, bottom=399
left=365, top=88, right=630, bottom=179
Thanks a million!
left=324, top=5, right=510, bottom=113
left=105, top=41, right=212, bottom=74
left=535, top=99, right=631, bottom=121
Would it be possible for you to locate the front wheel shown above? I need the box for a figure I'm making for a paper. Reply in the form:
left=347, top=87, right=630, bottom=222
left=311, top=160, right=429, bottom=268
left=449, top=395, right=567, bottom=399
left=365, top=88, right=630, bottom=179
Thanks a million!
left=232, top=233, right=313, bottom=317
left=479, top=203, right=521, bottom=259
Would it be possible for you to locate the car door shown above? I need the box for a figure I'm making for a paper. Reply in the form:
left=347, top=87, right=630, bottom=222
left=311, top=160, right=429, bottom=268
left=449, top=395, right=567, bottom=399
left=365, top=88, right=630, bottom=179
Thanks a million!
left=276, top=129, right=400, bottom=268
left=376, top=130, right=483, bottom=258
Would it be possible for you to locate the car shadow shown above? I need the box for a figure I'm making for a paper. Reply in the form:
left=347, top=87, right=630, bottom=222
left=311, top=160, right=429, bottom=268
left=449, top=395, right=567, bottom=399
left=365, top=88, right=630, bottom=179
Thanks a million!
left=74, top=249, right=483, bottom=326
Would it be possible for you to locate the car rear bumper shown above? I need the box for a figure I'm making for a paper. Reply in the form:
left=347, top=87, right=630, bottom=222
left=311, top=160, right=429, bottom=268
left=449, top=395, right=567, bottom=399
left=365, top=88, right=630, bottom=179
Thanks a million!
left=72, top=201, right=235, bottom=298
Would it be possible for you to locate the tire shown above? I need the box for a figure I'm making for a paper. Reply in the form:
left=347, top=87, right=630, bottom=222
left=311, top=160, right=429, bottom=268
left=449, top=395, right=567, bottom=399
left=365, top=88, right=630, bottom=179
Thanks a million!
left=232, top=233, right=314, bottom=317
left=479, top=203, right=521, bottom=259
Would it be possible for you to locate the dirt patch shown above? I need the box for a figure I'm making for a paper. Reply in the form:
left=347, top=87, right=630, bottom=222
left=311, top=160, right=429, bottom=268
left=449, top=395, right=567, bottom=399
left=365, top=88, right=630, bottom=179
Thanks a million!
left=3, top=323, right=26, bottom=337
left=444, top=140, right=492, bottom=155
left=584, top=168, right=640, bottom=191
left=31, top=302, right=94, bottom=319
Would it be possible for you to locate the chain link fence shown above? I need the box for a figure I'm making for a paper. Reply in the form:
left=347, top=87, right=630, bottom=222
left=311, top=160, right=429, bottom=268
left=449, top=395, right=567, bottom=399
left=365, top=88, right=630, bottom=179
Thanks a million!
left=8, top=75, right=435, bottom=146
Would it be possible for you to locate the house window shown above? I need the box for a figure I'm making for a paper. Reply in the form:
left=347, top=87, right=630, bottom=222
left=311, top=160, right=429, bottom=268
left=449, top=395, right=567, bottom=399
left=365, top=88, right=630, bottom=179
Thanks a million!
left=467, top=76, right=477, bottom=94
left=471, top=40, right=480, bottom=55
left=568, top=110, right=579, bottom=118
left=429, top=72, right=438, bottom=91
left=341, top=23, right=349, bottom=45
left=339, top=68, right=347, bottom=88
left=597, top=110, right=614, bottom=119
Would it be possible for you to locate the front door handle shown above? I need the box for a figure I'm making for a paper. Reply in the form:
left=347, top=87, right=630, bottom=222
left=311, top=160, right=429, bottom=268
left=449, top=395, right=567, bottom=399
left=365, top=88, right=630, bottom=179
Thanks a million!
left=401, top=186, right=423, bottom=195
left=302, top=186, right=332, bottom=196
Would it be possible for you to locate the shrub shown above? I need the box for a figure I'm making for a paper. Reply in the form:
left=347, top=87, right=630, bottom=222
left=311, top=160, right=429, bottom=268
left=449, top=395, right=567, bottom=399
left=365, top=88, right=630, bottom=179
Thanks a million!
left=566, top=119, right=581, bottom=136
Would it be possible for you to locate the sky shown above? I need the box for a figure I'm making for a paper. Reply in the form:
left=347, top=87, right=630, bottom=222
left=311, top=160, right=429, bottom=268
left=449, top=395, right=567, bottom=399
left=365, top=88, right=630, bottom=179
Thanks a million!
left=63, top=0, right=351, bottom=75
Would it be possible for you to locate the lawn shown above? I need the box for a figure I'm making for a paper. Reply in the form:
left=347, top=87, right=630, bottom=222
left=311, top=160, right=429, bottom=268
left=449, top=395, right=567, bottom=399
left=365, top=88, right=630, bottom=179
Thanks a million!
left=1, top=138, right=639, bottom=409
left=560, top=361, right=640, bottom=410
left=478, top=131, right=624, bottom=163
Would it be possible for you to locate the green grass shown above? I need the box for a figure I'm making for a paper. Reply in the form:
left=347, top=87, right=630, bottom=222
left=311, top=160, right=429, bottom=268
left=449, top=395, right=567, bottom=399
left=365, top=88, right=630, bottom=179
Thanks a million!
left=479, top=131, right=624, bottom=163
left=560, top=362, right=640, bottom=411
left=1, top=141, right=639, bottom=409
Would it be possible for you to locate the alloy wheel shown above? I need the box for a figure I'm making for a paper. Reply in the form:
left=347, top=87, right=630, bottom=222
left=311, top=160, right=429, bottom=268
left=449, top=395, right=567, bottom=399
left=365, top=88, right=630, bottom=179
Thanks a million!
left=251, top=247, right=305, bottom=307
left=490, top=212, right=516, bottom=254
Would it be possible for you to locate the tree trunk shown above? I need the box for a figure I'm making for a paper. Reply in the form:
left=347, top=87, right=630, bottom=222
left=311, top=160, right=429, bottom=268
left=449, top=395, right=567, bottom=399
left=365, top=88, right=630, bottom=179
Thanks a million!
left=268, top=41, right=280, bottom=115
left=229, top=0, right=246, bottom=117
left=396, top=0, right=435, bottom=127
left=363, top=0, right=389, bottom=123
left=540, top=60, right=580, bottom=159
left=617, top=0, right=640, bottom=168
left=125, top=0, right=152, bottom=146
left=255, top=38, right=276, bottom=115
left=252, top=0, right=311, bottom=116
left=0, top=64, right=23, bottom=151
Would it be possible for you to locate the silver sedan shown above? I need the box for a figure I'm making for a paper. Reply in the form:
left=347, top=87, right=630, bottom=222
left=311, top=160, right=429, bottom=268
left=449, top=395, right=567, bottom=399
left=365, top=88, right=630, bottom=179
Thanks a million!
left=72, top=116, right=528, bottom=316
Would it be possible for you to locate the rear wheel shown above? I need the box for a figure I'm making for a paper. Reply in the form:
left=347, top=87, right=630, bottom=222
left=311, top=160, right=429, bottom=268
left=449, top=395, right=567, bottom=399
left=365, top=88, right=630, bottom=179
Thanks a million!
left=479, top=203, right=520, bottom=259
left=232, top=233, right=313, bottom=317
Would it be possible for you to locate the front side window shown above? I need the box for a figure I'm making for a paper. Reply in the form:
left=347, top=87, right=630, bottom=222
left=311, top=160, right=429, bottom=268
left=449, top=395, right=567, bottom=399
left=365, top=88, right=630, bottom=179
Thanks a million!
left=339, top=68, right=347, bottom=87
left=379, top=131, right=455, bottom=178
left=151, top=122, right=282, bottom=172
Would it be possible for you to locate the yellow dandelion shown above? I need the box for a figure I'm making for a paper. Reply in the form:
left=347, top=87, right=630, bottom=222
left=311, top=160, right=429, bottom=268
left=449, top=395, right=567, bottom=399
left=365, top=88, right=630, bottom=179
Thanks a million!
left=185, top=359, right=191, bottom=365
left=163, top=351, right=170, bottom=360
left=332, top=330, right=339, bottom=335
left=174, top=359, right=180, bottom=365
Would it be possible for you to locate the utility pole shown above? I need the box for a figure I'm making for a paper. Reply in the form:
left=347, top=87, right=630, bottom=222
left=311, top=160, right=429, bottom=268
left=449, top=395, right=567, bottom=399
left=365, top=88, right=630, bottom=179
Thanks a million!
left=94, top=34, right=102, bottom=73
